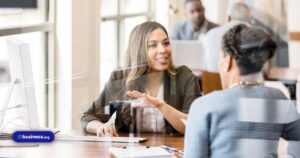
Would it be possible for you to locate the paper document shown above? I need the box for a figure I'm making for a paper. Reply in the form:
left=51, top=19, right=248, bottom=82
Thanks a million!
left=55, top=134, right=147, bottom=143
left=109, top=146, right=173, bottom=158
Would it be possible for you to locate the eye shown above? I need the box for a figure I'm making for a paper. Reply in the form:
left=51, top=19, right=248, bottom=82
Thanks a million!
left=163, top=41, right=170, bottom=46
left=196, top=8, right=203, bottom=13
left=147, top=43, right=157, bottom=48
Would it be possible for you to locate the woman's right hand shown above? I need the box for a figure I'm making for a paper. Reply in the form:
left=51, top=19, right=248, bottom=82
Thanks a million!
left=96, top=124, right=119, bottom=137
left=86, top=120, right=119, bottom=137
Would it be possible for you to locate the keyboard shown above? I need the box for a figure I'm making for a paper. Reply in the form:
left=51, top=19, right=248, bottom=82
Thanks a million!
left=55, top=134, right=147, bottom=143
left=0, top=132, right=12, bottom=138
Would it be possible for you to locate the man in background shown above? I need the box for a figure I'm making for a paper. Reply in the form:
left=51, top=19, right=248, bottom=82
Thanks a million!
left=202, top=3, right=251, bottom=72
left=171, top=0, right=218, bottom=40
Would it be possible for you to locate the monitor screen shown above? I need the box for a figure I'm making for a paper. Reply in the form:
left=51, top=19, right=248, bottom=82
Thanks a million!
left=171, top=40, right=204, bottom=73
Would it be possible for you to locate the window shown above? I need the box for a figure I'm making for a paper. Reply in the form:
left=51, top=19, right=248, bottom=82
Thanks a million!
left=99, top=0, right=153, bottom=90
left=0, top=0, right=54, bottom=128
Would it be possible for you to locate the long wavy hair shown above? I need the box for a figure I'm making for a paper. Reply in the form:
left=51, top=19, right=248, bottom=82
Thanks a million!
left=122, top=21, right=176, bottom=93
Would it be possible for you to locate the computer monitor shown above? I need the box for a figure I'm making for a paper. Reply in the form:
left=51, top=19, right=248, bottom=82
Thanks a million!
left=170, top=40, right=204, bottom=73
left=0, top=38, right=39, bottom=131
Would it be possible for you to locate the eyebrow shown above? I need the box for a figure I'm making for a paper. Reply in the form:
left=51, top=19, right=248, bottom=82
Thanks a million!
left=148, top=38, right=169, bottom=43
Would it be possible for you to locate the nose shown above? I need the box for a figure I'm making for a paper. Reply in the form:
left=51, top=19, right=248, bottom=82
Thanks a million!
left=158, top=43, right=166, bottom=54
left=194, top=11, right=203, bottom=18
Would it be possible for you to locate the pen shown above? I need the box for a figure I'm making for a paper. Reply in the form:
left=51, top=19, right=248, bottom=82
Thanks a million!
left=160, top=145, right=178, bottom=152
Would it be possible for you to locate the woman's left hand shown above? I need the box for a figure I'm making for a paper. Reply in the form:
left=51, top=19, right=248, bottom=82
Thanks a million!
left=126, top=90, right=165, bottom=108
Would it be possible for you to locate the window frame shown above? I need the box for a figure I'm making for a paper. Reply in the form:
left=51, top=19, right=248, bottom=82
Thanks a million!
left=101, top=0, right=153, bottom=67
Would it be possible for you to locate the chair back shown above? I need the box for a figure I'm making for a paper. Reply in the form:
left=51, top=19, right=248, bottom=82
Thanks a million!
left=201, top=70, right=222, bottom=95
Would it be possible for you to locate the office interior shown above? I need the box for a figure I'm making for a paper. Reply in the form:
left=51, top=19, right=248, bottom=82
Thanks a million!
left=0, top=0, right=299, bottom=155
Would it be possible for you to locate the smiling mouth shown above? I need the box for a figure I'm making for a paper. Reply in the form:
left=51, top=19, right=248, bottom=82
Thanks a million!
left=155, top=57, right=168, bottom=64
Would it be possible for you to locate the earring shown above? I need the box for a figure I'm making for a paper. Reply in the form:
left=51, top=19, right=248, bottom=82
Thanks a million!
left=223, top=68, right=228, bottom=72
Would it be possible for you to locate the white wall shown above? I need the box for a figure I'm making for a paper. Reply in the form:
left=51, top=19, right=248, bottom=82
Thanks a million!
left=202, top=0, right=228, bottom=24
left=155, top=0, right=169, bottom=30
left=71, top=0, right=100, bottom=130
left=55, top=0, right=100, bottom=130
left=287, top=0, right=300, bottom=68
left=55, top=0, right=72, bottom=130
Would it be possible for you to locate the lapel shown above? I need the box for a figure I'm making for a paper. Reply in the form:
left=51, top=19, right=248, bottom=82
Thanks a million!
left=163, top=72, right=170, bottom=105
left=206, top=20, right=213, bottom=32
left=163, top=71, right=179, bottom=133
left=163, top=71, right=176, bottom=106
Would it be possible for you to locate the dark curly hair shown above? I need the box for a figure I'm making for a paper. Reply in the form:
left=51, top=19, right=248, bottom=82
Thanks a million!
left=222, top=24, right=277, bottom=75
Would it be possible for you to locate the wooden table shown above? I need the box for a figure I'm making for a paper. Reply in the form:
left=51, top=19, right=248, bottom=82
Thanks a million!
left=0, top=133, right=184, bottom=158
left=266, top=67, right=300, bottom=99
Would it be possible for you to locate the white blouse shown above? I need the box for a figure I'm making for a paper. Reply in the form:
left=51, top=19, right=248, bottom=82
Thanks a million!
left=136, top=84, right=166, bottom=133
left=108, top=84, right=166, bottom=133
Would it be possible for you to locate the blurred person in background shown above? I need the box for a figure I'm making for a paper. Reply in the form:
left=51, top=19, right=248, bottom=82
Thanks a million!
left=171, top=0, right=218, bottom=40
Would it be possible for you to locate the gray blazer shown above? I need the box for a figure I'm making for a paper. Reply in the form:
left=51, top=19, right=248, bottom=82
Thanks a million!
left=184, top=85, right=300, bottom=158
left=81, top=66, right=201, bottom=134
left=171, top=20, right=218, bottom=40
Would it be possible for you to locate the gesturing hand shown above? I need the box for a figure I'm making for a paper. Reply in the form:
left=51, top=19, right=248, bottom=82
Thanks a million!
left=126, top=90, right=165, bottom=108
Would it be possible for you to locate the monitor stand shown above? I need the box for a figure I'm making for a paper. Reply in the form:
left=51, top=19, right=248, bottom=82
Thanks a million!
left=0, top=79, right=19, bottom=135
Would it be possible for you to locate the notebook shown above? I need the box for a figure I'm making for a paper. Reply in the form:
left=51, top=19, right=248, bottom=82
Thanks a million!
left=109, top=146, right=174, bottom=158
left=55, top=134, right=147, bottom=143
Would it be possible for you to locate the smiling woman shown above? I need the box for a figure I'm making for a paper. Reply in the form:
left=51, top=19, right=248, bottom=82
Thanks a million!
left=147, top=28, right=172, bottom=71
left=81, top=21, right=201, bottom=137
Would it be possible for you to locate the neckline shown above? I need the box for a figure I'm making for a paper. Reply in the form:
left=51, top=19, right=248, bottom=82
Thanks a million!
left=229, top=81, right=260, bottom=88
left=145, top=83, right=164, bottom=99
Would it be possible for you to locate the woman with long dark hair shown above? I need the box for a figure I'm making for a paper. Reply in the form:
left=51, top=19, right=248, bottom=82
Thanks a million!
left=81, top=21, right=201, bottom=136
